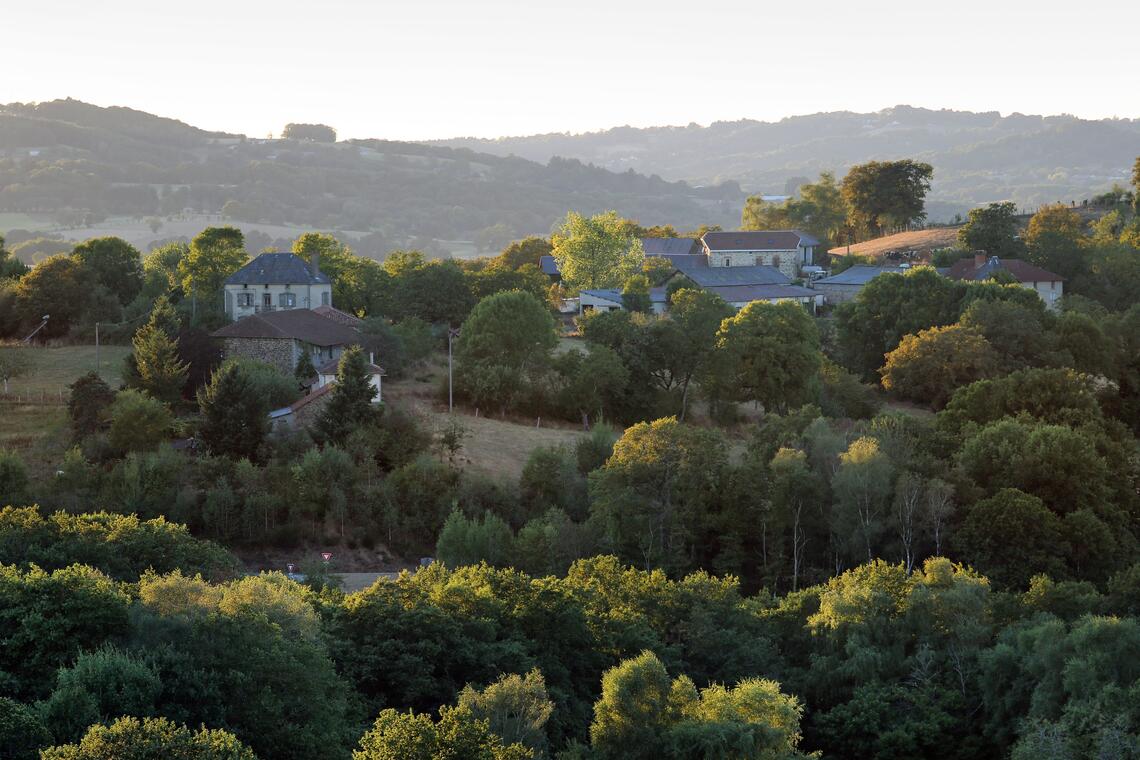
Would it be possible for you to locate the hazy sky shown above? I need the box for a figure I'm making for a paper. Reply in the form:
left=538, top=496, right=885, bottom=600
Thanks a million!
left=5, top=0, right=1138, bottom=141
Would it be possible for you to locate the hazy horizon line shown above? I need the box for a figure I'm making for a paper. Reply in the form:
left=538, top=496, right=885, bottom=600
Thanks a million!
left=8, top=96, right=1139, bottom=144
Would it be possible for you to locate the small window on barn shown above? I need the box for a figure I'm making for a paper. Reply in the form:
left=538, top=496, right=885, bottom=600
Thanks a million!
left=772, top=255, right=781, bottom=269
left=724, top=258, right=731, bottom=267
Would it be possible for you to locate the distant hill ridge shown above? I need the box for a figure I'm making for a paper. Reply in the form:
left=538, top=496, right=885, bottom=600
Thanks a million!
left=431, top=105, right=1140, bottom=216
left=0, top=99, right=744, bottom=244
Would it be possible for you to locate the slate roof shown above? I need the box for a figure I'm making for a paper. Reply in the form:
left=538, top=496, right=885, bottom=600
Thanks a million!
left=702, top=230, right=819, bottom=251
left=580, top=288, right=669, bottom=303
left=584, top=284, right=815, bottom=307
left=539, top=256, right=560, bottom=276
left=224, top=252, right=329, bottom=286
left=212, top=309, right=361, bottom=347
left=814, top=266, right=912, bottom=286
left=945, top=257, right=1064, bottom=283
left=579, top=289, right=623, bottom=304
left=672, top=260, right=791, bottom=287
left=641, top=237, right=699, bottom=256
left=705, top=284, right=821, bottom=302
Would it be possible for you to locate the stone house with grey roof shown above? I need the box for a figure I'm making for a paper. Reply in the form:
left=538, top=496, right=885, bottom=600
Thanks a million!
left=211, top=308, right=362, bottom=376
left=699, top=230, right=820, bottom=278
left=811, top=265, right=914, bottom=304
left=543, top=232, right=824, bottom=315
left=223, top=252, right=332, bottom=320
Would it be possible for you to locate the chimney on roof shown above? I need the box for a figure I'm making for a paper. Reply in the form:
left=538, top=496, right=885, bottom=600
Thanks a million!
left=974, top=251, right=986, bottom=268
left=311, top=251, right=321, bottom=279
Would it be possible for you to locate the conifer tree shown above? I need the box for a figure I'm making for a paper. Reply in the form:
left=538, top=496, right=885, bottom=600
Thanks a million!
left=294, top=350, right=317, bottom=382
left=197, top=362, right=269, bottom=460
left=314, top=346, right=376, bottom=444
left=131, top=296, right=188, bottom=404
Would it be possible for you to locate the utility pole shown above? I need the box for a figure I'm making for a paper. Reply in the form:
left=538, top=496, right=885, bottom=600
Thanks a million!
left=22, top=315, right=50, bottom=344
left=447, top=327, right=460, bottom=413
left=95, top=322, right=100, bottom=377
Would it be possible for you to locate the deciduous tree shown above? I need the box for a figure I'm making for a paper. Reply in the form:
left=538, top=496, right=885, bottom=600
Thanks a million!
left=456, top=290, right=556, bottom=414
left=831, top=437, right=894, bottom=563
left=71, top=237, right=144, bottom=306
left=714, top=300, right=820, bottom=413
left=40, top=716, right=257, bottom=760
left=841, top=160, right=934, bottom=236
left=178, top=227, right=248, bottom=315
left=551, top=211, right=645, bottom=290
left=958, top=201, right=1024, bottom=258
left=880, top=324, right=1000, bottom=409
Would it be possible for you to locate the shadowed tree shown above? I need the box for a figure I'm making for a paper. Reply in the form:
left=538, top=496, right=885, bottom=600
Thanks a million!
left=841, top=160, right=934, bottom=237
left=71, top=237, right=144, bottom=306
left=314, top=346, right=377, bottom=444
left=197, top=361, right=270, bottom=460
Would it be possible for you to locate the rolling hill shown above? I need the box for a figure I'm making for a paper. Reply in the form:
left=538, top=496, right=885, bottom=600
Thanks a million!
left=433, top=106, right=1140, bottom=220
left=0, top=99, right=745, bottom=253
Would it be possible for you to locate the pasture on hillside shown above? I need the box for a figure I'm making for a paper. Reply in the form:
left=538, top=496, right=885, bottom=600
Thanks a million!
left=384, top=358, right=589, bottom=480
left=0, top=344, right=131, bottom=400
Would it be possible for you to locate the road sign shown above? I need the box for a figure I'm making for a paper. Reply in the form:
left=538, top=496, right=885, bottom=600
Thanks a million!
left=321, top=552, right=333, bottom=562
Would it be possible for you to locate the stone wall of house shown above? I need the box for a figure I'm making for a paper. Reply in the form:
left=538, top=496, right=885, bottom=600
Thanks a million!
left=706, top=250, right=801, bottom=278
left=222, top=337, right=297, bottom=376
left=292, top=389, right=333, bottom=428
left=813, top=283, right=862, bottom=304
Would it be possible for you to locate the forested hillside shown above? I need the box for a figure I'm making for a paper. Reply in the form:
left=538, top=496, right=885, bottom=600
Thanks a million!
left=435, top=106, right=1140, bottom=218
left=0, top=99, right=743, bottom=244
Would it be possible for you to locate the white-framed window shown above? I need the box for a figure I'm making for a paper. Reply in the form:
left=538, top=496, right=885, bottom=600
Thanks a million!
left=321, top=291, right=331, bottom=306
left=279, top=292, right=296, bottom=308
left=237, top=292, right=254, bottom=307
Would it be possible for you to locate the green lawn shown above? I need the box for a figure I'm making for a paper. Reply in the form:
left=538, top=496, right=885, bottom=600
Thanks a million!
left=0, top=345, right=131, bottom=400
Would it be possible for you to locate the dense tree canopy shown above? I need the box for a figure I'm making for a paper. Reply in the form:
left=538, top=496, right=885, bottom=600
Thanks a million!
left=957, top=201, right=1024, bottom=257
left=713, top=301, right=820, bottom=413
left=551, top=211, right=645, bottom=291
left=456, top=290, right=557, bottom=413
left=840, top=160, right=934, bottom=236
left=71, top=237, right=144, bottom=306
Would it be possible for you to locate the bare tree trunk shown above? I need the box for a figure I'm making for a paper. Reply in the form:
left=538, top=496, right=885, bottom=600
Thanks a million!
left=895, top=474, right=923, bottom=574
left=792, top=503, right=806, bottom=592
left=924, top=480, right=955, bottom=557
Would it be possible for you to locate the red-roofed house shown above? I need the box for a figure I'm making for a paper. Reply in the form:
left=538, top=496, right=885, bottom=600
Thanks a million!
left=945, top=254, right=1064, bottom=310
